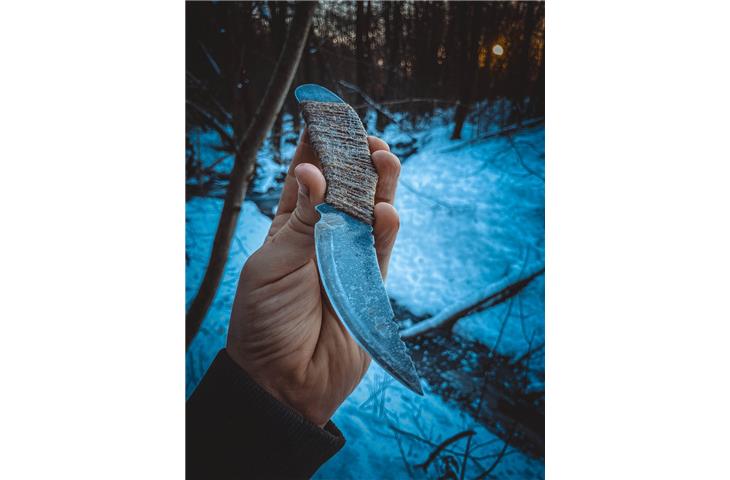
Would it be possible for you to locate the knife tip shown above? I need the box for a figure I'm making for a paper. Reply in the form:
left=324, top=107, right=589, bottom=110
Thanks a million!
left=412, top=381, right=425, bottom=396
left=394, top=369, right=425, bottom=396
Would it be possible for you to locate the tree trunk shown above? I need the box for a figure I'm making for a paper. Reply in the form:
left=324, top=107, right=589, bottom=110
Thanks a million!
left=451, top=3, right=484, bottom=140
left=355, top=0, right=370, bottom=121
left=450, top=2, right=471, bottom=140
left=376, top=1, right=401, bottom=131
left=230, top=2, right=256, bottom=141
left=186, top=2, right=316, bottom=347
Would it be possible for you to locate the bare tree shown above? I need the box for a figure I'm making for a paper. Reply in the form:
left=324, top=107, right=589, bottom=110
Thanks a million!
left=186, top=2, right=317, bottom=347
left=450, top=2, right=480, bottom=140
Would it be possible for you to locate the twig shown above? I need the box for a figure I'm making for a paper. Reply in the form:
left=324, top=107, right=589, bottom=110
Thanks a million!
left=512, top=341, right=545, bottom=366
left=506, top=135, right=544, bottom=181
left=205, top=152, right=235, bottom=172
left=460, top=373, right=491, bottom=480
left=186, top=70, right=233, bottom=123
left=491, top=296, right=517, bottom=356
left=473, top=430, right=515, bottom=480
left=338, top=80, right=419, bottom=142
left=392, top=429, right=416, bottom=479
left=518, top=293, right=531, bottom=346
left=388, top=425, right=437, bottom=446
left=397, top=178, right=475, bottom=213
left=198, top=41, right=222, bottom=77
left=387, top=425, right=472, bottom=458
left=491, top=253, right=531, bottom=356
left=186, top=99, right=236, bottom=150
left=350, top=98, right=459, bottom=110
left=416, top=430, right=476, bottom=471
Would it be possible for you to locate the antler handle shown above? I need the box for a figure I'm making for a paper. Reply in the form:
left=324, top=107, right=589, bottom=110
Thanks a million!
left=300, top=101, right=377, bottom=225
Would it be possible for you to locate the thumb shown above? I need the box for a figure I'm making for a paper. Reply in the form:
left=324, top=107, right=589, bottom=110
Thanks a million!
left=244, top=163, right=325, bottom=285
left=282, top=163, right=326, bottom=239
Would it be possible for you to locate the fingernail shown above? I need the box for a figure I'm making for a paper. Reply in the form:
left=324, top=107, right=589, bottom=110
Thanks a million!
left=297, top=179, right=309, bottom=197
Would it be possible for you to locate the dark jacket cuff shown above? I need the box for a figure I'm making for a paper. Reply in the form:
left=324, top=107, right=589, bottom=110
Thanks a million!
left=187, top=349, right=345, bottom=479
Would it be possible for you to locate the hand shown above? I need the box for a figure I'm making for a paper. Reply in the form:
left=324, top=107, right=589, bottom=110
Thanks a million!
left=226, top=130, right=401, bottom=427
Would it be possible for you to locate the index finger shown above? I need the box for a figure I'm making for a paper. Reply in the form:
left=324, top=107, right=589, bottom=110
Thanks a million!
left=368, top=135, right=400, bottom=205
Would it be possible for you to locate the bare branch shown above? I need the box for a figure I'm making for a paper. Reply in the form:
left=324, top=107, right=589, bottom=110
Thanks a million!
left=186, top=99, right=235, bottom=150
left=391, top=429, right=416, bottom=479
left=512, top=341, right=545, bottom=366
left=198, top=41, right=222, bottom=77
left=338, top=80, right=418, bottom=141
left=351, top=97, right=459, bottom=110
left=437, top=117, right=544, bottom=155
left=473, top=431, right=515, bottom=480
left=416, top=430, right=476, bottom=471
left=506, top=135, right=544, bottom=181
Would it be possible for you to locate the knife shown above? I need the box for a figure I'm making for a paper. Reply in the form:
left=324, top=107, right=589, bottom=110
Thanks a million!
left=294, top=83, right=424, bottom=395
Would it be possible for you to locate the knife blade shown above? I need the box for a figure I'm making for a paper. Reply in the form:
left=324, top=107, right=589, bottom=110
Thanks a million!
left=295, top=83, right=423, bottom=395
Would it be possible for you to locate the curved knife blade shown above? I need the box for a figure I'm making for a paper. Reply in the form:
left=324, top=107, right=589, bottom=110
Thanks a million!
left=314, top=203, right=423, bottom=395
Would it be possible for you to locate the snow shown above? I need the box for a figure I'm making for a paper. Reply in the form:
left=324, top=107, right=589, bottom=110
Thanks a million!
left=188, top=128, right=234, bottom=176
left=315, top=363, right=544, bottom=480
left=186, top=106, right=544, bottom=478
left=369, top=111, right=545, bottom=377
left=386, top=123, right=544, bottom=319
left=185, top=197, right=270, bottom=397
left=250, top=113, right=298, bottom=195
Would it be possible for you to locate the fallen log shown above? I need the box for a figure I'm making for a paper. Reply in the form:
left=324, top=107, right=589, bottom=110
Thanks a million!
left=400, top=265, right=545, bottom=339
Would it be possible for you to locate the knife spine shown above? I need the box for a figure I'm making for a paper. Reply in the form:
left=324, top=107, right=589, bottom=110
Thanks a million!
left=300, top=101, right=377, bottom=225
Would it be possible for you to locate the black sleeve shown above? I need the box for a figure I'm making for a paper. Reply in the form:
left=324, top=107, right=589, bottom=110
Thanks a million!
left=186, top=349, right=345, bottom=479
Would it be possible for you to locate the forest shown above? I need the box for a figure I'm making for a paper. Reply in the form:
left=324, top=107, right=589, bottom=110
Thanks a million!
left=186, top=2, right=545, bottom=479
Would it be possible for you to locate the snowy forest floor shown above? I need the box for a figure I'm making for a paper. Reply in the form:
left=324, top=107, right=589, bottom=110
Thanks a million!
left=186, top=104, right=545, bottom=479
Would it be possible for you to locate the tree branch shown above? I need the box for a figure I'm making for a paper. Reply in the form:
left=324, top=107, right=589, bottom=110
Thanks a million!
left=186, top=99, right=235, bottom=150
left=473, top=430, right=515, bottom=480
left=437, top=117, right=544, bottom=155
left=338, top=80, right=418, bottom=141
left=506, top=135, right=544, bottom=181
left=416, top=429, right=476, bottom=471
left=351, top=97, right=458, bottom=110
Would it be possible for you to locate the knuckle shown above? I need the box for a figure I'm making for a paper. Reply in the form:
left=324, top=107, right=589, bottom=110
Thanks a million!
left=290, top=208, right=315, bottom=235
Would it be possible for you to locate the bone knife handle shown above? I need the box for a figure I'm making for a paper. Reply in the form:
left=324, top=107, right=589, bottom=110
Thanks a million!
left=299, top=100, right=377, bottom=225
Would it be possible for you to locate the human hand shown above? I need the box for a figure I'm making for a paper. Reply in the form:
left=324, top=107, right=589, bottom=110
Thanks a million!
left=226, top=130, right=401, bottom=427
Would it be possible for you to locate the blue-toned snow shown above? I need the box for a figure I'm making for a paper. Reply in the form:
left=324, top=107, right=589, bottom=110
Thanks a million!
left=186, top=108, right=544, bottom=479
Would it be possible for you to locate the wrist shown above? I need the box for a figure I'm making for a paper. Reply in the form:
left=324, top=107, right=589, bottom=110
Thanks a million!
left=224, top=346, right=330, bottom=428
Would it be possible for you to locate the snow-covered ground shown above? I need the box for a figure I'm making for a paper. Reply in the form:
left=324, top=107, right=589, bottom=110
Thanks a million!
left=186, top=107, right=544, bottom=478
left=386, top=120, right=544, bottom=359
left=315, top=362, right=544, bottom=480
